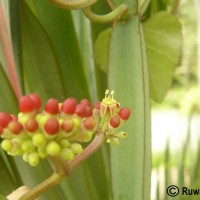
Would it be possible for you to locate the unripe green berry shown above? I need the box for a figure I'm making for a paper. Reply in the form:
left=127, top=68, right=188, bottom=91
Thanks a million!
left=60, top=148, right=74, bottom=160
left=22, top=140, right=34, bottom=152
left=23, top=153, right=29, bottom=162
left=46, top=141, right=61, bottom=156
left=73, top=118, right=80, bottom=127
left=70, top=143, right=83, bottom=154
left=18, top=114, right=29, bottom=125
left=37, top=147, right=47, bottom=158
left=84, top=131, right=93, bottom=142
left=39, top=115, right=49, bottom=127
left=1, top=139, right=12, bottom=151
left=28, top=152, right=40, bottom=166
left=60, top=139, right=70, bottom=148
left=32, top=133, right=46, bottom=147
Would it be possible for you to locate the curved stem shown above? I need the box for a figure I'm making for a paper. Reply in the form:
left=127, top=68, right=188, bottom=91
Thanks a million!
left=0, top=0, right=21, bottom=100
left=19, top=172, right=65, bottom=200
left=82, top=4, right=128, bottom=23
left=69, top=132, right=105, bottom=171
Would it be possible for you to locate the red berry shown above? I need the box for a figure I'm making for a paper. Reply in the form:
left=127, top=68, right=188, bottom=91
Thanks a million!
left=8, top=120, right=23, bottom=135
left=61, top=98, right=77, bottom=114
left=19, top=95, right=35, bottom=113
left=110, top=116, right=120, bottom=128
left=94, top=101, right=100, bottom=109
left=61, top=118, right=74, bottom=132
left=44, top=118, right=59, bottom=135
left=25, top=118, right=39, bottom=132
left=11, top=114, right=18, bottom=121
left=0, top=112, right=12, bottom=128
left=81, top=99, right=90, bottom=107
left=45, top=98, right=59, bottom=114
left=75, top=104, right=87, bottom=118
left=29, top=94, right=41, bottom=109
left=118, top=107, right=131, bottom=120
left=85, top=106, right=93, bottom=117
left=83, top=117, right=96, bottom=130
left=0, top=126, right=3, bottom=135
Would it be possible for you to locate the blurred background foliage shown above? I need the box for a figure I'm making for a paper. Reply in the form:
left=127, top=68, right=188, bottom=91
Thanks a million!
left=0, top=0, right=198, bottom=199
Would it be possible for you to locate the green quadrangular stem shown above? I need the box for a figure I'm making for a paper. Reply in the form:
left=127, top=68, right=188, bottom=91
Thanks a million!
left=108, top=15, right=151, bottom=200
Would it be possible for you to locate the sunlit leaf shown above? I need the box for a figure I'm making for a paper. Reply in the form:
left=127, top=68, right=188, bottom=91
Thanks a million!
left=144, top=11, right=182, bottom=102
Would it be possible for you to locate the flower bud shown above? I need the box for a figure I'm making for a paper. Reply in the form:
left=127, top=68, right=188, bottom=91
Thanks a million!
left=45, top=98, right=59, bottom=114
left=46, top=141, right=61, bottom=156
left=29, top=94, right=41, bottom=109
left=0, top=112, right=12, bottom=128
left=61, top=118, right=74, bottom=133
left=61, top=98, right=77, bottom=114
left=25, top=118, right=39, bottom=132
left=70, top=143, right=83, bottom=154
left=110, top=138, right=119, bottom=146
left=110, top=116, right=120, bottom=128
left=19, top=96, right=35, bottom=113
left=44, top=118, right=59, bottom=135
left=83, top=117, right=96, bottom=130
left=8, top=120, right=23, bottom=135
left=118, top=107, right=131, bottom=120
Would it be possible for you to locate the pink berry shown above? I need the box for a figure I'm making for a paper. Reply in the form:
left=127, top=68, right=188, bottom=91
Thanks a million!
left=25, top=118, right=39, bottom=132
left=19, top=95, right=35, bottom=113
left=61, top=98, right=77, bottom=114
left=94, top=101, right=100, bottom=109
left=0, top=112, right=12, bottom=128
left=118, top=107, right=131, bottom=120
left=75, top=104, right=87, bottom=118
left=45, top=98, right=59, bottom=114
left=110, top=116, right=120, bottom=128
left=8, top=120, right=23, bottom=135
left=44, top=118, right=59, bottom=135
left=61, top=118, right=74, bottom=132
left=81, top=99, right=90, bottom=107
left=29, top=94, right=41, bottom=109
left=83, top=117, right=96, bottom=130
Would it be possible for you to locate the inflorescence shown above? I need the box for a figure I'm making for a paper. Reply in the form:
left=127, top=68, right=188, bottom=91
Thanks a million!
left=0, top=90, right=131, bottom=166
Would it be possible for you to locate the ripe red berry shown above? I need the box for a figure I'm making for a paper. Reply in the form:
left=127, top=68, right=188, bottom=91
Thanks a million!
left=94, top=101, right=100, bottom=109
left=8, top=120, right=23, bottom=135
left=44, top=118, right=59, bottom=135
left=83, top=117, right=96, bottom=130
left=61, top=98, right=77, bottom=114
left=10, top=114, right=18, bottom=121
left=45, top=98, right=59, bottom=114
left=118, top=107, right=131, bottom=120
left=19, top=95, right=35, bottom=113
left=85, top=106, right=93, bottom=117
left=25, top=118, right=39, bottom=132
left=80, top=99, right=90, bottom=107
left=110, top=116, right=120, bottom=128
left=0, top=112, right=12, bottom=128
left=75, top=104, right=87, bottom=118
left=61, top=118, right=74, bottom=132
left=29, top=94, right=41, bottom=109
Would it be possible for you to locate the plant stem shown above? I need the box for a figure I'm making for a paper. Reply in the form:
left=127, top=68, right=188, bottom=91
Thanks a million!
left=19, top=132, right=105, bottom=200
left=0, top=0, right=21, bottom=100
left=69, top=132, right=105, bottom=171
left=19, top=172, right=65, bottom=200
left=171, top=0, right=180, bottom=15
left=82, top=4, right=128, bottom=23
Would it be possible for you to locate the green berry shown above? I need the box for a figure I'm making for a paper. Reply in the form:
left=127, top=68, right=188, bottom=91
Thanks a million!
left=60, top=148, right=74, bottom=160
left=60, top=139, right=70, bottom=148
left=39, top=115, right=49, bottom=127
left=70, top=143, right=83, bottom=154
left=1, top=139, right=12, bottom=151
left=46, top=141, right=61, bottom=156
left=28, top=152, right=40, bottom=166
left=37, top=147, right=47, bottom=158
left=32, top=133, right=46, bottom=147
left=22, top=140, right=34, bottom=152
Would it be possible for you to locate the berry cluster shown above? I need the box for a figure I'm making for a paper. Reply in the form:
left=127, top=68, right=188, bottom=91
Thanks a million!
left=0, top=90, right=131, bottom=166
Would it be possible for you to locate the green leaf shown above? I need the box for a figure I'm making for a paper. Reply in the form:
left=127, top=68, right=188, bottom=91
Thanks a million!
left=21, top=2, right=66, bottom=100
left=108, top=16, right=151, bottom=200
left=0, top=193, right=7, bottom=200
left=0, top=63, right=18, bottom=113
left=94, top=28, right=112, bottom=73
left=144, top=11, right=182, bottom=102
left=25, top=0, right=90, bottom=100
